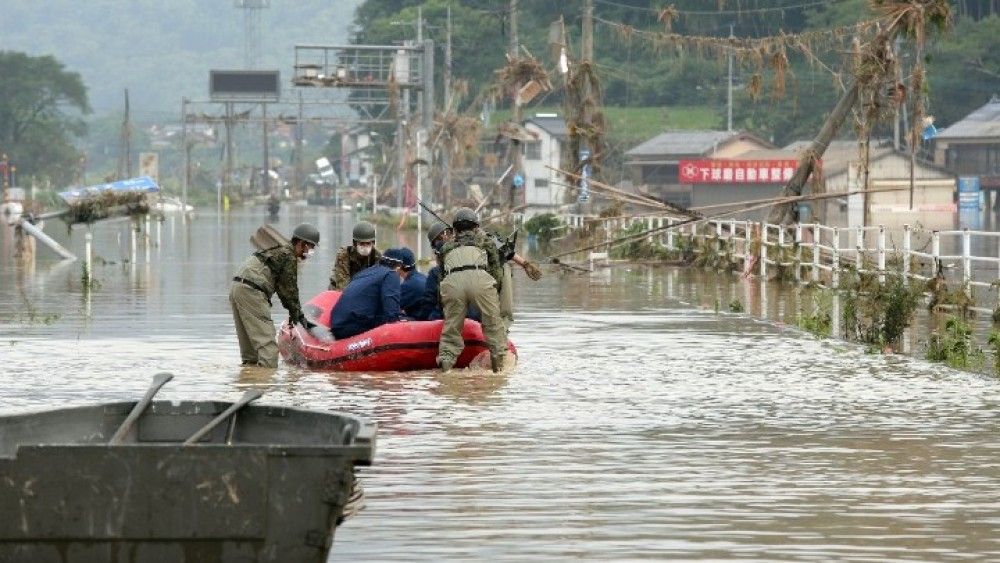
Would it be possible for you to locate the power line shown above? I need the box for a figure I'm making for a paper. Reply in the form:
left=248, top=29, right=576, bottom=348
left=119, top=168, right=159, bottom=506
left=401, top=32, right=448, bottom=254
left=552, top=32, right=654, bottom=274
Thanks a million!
left=594, top=0, right=838, bottom=16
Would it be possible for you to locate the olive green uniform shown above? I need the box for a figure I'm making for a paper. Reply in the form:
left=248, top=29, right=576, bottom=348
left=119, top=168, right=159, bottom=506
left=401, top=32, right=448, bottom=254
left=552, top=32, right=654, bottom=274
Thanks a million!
left=436, top=228, right=507, bottom=369
left=329, top=246, right=382, bottom=290
left=230, top=244, right=306, bottom=368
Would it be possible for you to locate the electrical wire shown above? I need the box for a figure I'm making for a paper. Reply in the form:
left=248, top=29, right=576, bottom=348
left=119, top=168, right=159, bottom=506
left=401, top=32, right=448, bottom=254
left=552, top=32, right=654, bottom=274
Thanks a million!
left=594, top=0, right=840, bottom=16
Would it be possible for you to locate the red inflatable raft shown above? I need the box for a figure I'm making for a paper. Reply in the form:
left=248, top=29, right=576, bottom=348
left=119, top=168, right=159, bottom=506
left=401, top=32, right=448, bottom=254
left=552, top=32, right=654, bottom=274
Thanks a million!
left=277, top=291, right=517, bottom=371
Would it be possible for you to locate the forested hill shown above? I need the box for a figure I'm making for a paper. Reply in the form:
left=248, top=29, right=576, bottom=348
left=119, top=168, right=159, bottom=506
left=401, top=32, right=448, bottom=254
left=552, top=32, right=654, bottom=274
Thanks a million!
left=353, top=0, right=1000, bottom=145
left=0, top=0, right=362, bottom=116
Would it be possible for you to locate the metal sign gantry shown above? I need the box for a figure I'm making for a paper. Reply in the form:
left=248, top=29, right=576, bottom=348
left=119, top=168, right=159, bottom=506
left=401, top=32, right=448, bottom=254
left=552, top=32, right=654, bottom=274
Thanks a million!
left=292, top=42, right=436, bottom=208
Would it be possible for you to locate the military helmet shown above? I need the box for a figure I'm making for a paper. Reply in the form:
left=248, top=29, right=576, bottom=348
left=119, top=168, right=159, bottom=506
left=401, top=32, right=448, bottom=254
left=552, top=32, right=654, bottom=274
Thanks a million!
left=291, top=223, right=320, bottom=246
left=452, top=207, right=479, bottom=230
left=352, top=220, right=377, bottom=242
left=427, top=222, right=450, bottom=243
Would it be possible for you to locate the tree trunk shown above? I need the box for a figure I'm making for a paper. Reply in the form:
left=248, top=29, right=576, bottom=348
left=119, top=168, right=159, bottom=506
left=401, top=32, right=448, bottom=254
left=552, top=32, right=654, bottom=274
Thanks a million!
left=768, top=79, right=860, bottom=224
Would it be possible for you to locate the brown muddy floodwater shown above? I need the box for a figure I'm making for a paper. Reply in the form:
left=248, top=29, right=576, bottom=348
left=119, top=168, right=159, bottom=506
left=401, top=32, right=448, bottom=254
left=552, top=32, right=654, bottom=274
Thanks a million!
left=2, top=208, right=1000, bottom=561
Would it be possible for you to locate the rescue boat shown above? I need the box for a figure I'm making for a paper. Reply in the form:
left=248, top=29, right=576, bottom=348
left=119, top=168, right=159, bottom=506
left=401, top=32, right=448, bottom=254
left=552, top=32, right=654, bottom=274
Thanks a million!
left=277, top=291, right=517, bottom=371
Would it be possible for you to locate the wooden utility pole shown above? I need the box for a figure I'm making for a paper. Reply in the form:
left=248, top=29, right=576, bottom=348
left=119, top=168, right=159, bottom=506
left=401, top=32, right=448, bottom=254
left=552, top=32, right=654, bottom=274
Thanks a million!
left=579, top=0, right=595, bottom=212
left=295, top=92, right=304, bottom=193
left=118, top=89, right=132, bottom=180
left=768, top=80, right=860, bottom=224
left=262, top=101, right=270, bottom=196
left=224, top=102, right=235, bottom=207
left=508, top=0, right=521, bottom=211
left=181, top=97, right=189, bottom=215
left=443, top=4, right=453, bottom=208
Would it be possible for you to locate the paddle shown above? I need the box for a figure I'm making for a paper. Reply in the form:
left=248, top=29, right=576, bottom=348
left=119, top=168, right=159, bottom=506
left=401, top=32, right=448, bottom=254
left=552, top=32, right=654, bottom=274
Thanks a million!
left=183, top=389, right=264, bottom=445
left=109, top=372, right=174, bottom=444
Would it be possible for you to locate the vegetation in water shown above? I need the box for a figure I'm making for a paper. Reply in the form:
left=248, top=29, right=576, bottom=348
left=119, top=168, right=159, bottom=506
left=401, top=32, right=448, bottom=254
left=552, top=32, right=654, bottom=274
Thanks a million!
left=926, top=316, right=984, bottom=371
left=840, top=269, right=922, bottom=351
left=80, top=262, right=102, bottom=290
left=798, top=289, right=833, bottom=338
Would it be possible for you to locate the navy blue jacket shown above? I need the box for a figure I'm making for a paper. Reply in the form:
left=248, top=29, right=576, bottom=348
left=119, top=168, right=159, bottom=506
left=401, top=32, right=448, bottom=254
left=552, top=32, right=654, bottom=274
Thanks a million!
left=330, top=265, right=402, bottom=339
left=421, top=266, right=481, bottom=322
left=400, top=270, right=429, bottom=319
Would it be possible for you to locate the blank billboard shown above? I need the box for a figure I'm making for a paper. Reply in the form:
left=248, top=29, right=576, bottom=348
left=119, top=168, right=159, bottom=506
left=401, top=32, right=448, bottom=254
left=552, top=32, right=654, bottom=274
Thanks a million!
left=210, top=70, right=280, bottom=100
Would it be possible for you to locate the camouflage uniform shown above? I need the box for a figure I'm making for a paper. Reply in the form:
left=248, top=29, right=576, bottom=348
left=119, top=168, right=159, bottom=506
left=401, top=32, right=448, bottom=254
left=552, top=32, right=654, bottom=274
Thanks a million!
left=230, top=244, right=306, bottom=368
left=329, top=246, right=382, bottom=290
left=436, top=228, right=507, bottom=370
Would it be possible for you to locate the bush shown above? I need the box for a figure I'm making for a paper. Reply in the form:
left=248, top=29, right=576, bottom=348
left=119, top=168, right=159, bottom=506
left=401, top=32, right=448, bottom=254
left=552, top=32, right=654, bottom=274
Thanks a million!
left=523, top=213, right=563, bottom=245
left=927, top=316, right=984, bottom=370
left=841, top=269, right=922, bottom=350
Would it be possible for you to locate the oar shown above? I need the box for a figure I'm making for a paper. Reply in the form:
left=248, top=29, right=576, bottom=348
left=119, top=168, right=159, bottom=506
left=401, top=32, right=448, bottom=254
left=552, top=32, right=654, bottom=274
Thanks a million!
left=183, top=389, right=264, bottom=445
left=109, top=372, right=174, bottom=444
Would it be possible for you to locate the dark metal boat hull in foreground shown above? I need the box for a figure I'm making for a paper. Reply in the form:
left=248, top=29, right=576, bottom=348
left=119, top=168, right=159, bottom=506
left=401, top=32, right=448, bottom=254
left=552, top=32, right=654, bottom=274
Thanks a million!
left=0, top=400, right=375, bottom=563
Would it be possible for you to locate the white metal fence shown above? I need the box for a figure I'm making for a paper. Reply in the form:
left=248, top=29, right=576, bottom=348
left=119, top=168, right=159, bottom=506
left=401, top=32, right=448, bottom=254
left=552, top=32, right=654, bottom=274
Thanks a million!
left=562, top=213, right=1000, bottom=313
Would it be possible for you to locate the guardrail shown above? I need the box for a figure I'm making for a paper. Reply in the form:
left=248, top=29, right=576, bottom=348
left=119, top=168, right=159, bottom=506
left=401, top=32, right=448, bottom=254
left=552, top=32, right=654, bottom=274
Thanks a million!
left=561, top=213, right=1000, bottom=313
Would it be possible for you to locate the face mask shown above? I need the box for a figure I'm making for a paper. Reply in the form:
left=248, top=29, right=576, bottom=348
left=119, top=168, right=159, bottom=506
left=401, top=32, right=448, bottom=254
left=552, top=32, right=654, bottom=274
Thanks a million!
left=432, top=240, right=444, bottom=252
left=303, top=248, right=315, bottom=260
left=356, top=244, right=373, bottom=257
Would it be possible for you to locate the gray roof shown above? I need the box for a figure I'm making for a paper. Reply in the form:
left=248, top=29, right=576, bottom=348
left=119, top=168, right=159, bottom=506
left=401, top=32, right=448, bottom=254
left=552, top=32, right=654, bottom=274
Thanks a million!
left=625, top=130, right=769, bottom=158
left=524, top=116, right=567, bottom=139
left=935, top=95, right=1000, bottom=139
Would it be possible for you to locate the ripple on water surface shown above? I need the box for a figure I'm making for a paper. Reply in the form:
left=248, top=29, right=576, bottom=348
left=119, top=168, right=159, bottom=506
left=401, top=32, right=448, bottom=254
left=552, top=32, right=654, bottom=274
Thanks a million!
left=2, top=216, right=1000, bottom=561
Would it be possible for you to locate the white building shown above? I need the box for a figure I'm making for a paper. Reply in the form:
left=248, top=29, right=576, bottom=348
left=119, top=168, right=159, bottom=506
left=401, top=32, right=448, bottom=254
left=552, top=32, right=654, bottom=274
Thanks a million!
left=521, top=115, right=568, bottom=216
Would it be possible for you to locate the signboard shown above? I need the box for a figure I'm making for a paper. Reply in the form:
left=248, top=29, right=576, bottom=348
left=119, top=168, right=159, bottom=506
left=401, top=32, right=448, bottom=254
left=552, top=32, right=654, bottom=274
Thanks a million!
left=210, top=70, right=280, bottom=101
left=679, top=159, right=799, bottom=184
left=139, top=152, right=159, bottom=183
left=958, top=176, right=981, bottom=212
left=58, top=176, right=159, bottom=203
left=316, top=157, right=335, bottom=180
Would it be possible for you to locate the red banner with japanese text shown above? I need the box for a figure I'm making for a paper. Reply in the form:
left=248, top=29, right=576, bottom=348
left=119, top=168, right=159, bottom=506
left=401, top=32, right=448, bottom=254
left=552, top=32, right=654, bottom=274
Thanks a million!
left=678, top=159, right=801, bottom=184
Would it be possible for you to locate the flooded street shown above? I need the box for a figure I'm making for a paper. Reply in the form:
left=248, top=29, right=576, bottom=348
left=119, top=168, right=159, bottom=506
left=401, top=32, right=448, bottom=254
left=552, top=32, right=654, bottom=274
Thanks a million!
left=3, top=210, right=1000, bottom=561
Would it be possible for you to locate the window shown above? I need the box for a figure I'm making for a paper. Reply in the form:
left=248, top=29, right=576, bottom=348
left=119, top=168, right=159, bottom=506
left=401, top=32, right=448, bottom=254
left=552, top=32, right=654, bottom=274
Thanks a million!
left=641, top=164, right=679, bottom=184
left=524, top=141, right=541, bottom=160
left=534, top=178, right=549, bottom=188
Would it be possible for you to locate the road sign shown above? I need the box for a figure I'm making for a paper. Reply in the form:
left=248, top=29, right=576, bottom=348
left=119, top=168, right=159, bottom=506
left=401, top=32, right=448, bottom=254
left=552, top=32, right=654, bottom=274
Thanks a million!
left=958, top=176, right=981, bottom=211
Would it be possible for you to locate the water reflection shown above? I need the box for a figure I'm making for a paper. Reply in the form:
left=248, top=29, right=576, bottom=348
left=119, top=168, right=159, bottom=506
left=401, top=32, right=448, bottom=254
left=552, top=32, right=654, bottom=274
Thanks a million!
left=2, top=211, right=1000, bottom=561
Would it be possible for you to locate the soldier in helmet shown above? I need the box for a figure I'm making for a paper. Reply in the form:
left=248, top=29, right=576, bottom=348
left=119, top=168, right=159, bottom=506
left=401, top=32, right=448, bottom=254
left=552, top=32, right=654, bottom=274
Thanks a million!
left=418, top=222, right=481, bottom=322
left=435, top=208, right=507, bottom=372
left=329, top=220, right=381, bottom=290
left=230, top=223, right=319, bottom=368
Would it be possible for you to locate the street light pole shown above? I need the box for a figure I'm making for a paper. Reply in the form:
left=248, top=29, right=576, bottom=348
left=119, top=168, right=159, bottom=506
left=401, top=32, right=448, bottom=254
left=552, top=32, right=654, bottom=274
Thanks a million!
left=181, top=97, right=189, bottom=217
